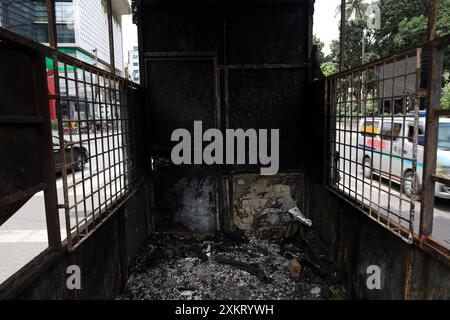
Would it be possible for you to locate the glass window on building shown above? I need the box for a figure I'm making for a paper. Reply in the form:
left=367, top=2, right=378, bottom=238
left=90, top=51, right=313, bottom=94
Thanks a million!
left=55, top=1, right=74, bottom=23
left=35, top=2, right=48, bottom=22
left=56, top=24, right=75, bottom=43
left=35, top=24, right=75, bottom=43
left=36, top=24, right=49, bottom=43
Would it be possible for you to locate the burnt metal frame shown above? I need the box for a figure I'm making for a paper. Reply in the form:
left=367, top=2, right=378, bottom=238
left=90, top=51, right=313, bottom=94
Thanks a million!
left=329, top=0, right=450, bottom=253
left=135, top=1, right=312, bottom=234
left=325, top=47, right=422, bottom=244
left=53, top=53, right=138, bottom=251
left=143, top=52, right=223, bottom=231
left=0, top=24, right=62, bottom=249
left=420, top=0, right=445, bottom=238
left=0, top=0, right=144, bottom=296
left=46, top=0, right=135, bottom=251
left=0, top=26, right=63, bottom=299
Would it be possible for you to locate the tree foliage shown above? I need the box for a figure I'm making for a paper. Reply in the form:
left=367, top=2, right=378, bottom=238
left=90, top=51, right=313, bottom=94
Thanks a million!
left=316, top=0, right=450, bottom=79
left=328, top=0, right=449, bottom=69
left=320, top=62, right=338, bottom=77
left=313, top=35, right=327, bottom=65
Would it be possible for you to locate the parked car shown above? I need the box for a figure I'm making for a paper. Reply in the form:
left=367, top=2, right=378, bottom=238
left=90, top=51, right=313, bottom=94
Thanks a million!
left=358, top=117, right=450, bottom=199
left=52, top=136, right=88, bottom=172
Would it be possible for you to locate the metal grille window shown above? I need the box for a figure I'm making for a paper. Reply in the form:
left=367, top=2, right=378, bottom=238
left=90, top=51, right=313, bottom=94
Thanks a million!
left=52, top=53, right=137, bottom=250
left=325, top=49, right=424, bottom=243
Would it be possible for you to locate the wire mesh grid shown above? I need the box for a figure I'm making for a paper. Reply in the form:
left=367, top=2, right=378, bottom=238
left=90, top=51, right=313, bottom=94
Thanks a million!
left=52, top=53, right=137, bottom=250
left=325, top=48, right=426, bottom=243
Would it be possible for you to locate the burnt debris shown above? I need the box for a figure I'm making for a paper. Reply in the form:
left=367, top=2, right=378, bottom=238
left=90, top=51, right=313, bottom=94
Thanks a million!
left=117, top=232, right=347, bottom=300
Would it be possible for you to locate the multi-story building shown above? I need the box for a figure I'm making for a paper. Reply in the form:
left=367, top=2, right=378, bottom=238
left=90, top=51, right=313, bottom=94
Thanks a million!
left=0, top=0, right=130, bottom=120
left=0, top=0, right=129, bottom=75
left=0, top=1, right=38, bottom=40
left=126, top=46, right=140, bottom=83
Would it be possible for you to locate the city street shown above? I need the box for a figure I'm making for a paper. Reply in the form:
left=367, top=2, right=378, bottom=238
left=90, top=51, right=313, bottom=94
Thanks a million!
left=335, top=130, right=450, bottom=245
left=0, top=132, right=127, bottom=283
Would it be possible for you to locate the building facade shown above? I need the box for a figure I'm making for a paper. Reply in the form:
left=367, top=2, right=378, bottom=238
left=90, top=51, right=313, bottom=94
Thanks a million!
left=126, top=46, right=140, bottom=83
left=0, top=0, right=129, bottom=75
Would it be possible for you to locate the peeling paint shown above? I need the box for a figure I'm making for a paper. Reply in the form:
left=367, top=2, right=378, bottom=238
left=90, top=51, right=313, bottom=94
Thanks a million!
left=233, top=174, right=305, bottom=237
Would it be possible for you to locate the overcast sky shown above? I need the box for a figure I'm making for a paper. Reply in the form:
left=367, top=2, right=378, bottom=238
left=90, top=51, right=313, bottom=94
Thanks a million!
left=121, top=13, right=138, bottom=64
left=121, top=0, right=341, bottom=64
left=314, top=0, right=341, bottom=55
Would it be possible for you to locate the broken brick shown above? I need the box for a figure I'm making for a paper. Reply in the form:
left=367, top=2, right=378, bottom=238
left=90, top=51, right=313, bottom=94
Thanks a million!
left=289, top=259, right=303, bottom=280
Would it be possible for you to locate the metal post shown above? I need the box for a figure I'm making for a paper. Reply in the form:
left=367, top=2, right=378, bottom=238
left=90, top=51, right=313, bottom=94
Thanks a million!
left=339, top=0, right=346, bottom=72
left=427, top=0, right=438, bottom=42
left=106, top=0, right=116, bottom=75
left=46, top=0, right=57, bottom=49
left=37, top=52, right=62, bottom=250
left=420, top=0, right=441, bottom=237
left=44, top=0, right=61, bottom=248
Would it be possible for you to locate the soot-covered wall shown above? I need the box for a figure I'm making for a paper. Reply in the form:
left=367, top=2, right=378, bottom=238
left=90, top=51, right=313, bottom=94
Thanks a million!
left=139, top=0, right=313, bottom=233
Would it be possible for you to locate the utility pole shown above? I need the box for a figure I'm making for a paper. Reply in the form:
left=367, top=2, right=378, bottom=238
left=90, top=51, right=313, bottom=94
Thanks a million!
left=362, top=29, right=366, bottom=65
left=106, top=0, right=116, bottom=75
left=339, top=0, right=346, bottom=72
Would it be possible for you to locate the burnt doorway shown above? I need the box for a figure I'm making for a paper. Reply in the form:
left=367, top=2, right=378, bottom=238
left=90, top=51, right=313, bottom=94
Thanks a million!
left=146, top=56, right=219, bottom=233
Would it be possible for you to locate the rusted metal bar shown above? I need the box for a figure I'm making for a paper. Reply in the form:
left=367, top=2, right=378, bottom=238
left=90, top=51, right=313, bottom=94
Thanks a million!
left=431, top=174, right=450, bottom=185
left=45, top=0, right=57, bottom=49
left=0, top=26, right=52, bottom=54
left=403, top=246, right=415, bottom=300
left=36, top=51, right=62, bottom=249
left=55, top=57, right=73, bottom=251
left=106, top=0, right=116, bottom=75
left=217, top=63, right=308, bottom=70
left=0, top=184, right=47, bottom=209
left=432, top=109, right=450, bottom=117
left=410, top=49, right=421, bottom=242
left=420, top=51, right=444, bottom=237
left=427, top=0, right=438, bottom=42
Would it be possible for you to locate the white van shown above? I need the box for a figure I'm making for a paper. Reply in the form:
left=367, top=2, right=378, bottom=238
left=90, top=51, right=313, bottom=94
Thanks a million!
left=358, top=116, right=450, bottom=199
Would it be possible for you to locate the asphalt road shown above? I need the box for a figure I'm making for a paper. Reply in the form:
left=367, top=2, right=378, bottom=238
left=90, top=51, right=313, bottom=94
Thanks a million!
left=335, top=130, right=450, bottom=246
left=0, top=133, right=126, bottom=283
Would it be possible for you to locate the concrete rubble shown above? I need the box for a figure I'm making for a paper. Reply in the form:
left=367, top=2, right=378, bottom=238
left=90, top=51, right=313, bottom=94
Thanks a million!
left=117, top=231, right=347, bottom=300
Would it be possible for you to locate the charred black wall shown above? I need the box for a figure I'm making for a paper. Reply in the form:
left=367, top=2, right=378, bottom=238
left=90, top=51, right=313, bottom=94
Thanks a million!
left=15, top=182, right=151, bottom=300
left=139, top=0, right=313, bottom=233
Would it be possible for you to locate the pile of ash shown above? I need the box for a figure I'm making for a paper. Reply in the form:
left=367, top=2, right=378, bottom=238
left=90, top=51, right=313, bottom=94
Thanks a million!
left=117, top=231, right=347, bottom=300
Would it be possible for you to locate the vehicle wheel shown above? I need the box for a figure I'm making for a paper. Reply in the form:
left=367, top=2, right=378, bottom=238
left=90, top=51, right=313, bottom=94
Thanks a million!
left=402, top=171, right=416, bottom=198
left=363, top=157, right=372, bottom=179
left=75, top=152, right=86, bottom=172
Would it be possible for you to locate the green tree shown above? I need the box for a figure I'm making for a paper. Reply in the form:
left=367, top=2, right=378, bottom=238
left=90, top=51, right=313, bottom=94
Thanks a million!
left=331, top=0, right=450, bottom=69
left=329, top=19, right=369, bottom=70
left=313, top=35, right=327, bottom=65
left=371, top=0, right=428, bottom=58
left=321, top=62, right=338, bottom=77
left=372, top=0, right=449, bottom=59
left=314, top=35, right=338, bottom=76
left=442, top=72, right=450, bottom=110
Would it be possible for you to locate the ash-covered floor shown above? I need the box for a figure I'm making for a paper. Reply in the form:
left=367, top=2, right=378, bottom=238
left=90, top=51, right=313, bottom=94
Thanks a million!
left=118, top=231, right=348, bottom=300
